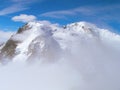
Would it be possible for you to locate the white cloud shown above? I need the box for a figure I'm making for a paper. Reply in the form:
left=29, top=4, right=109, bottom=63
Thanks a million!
left=40, top=7, right=93, bottom=18
left=0, top=30, right=14, bottom=44
left=40, top=4, right=120, bottom=19
left=41, top=10, right=76, bottom=18
left=0, top=0, right=39, bottom=16
left=0, top=4, right=27, bottom=16
left=12, top=14, right=37, bottom=23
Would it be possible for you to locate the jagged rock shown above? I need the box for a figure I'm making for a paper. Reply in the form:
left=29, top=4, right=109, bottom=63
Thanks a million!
left=0, top=39, right=19, bottom=59
left=17, top=23, right=32, bottom=34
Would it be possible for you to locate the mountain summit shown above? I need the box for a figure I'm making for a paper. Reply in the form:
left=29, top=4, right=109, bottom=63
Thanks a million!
left=0, top=21, right=120, bottom=63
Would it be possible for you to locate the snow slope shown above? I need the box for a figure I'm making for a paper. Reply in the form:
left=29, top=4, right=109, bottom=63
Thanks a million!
left=0, top=21, right=120, bottom=62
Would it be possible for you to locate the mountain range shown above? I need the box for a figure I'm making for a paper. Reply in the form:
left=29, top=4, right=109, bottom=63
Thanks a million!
left=0, top=21, right=120, bottom=63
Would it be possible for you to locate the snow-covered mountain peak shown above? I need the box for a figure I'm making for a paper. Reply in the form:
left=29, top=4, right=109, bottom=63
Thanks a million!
left=0, top=21, right=120, bottom=62
left=27, top=21, right=45, bottom=28
left=68, top=21, right=97, bottom=28
left=64, top=21, right=99, bottom=35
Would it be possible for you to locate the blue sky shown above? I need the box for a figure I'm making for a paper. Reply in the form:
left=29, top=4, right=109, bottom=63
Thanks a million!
left=0, top=0, right=120, bottom=33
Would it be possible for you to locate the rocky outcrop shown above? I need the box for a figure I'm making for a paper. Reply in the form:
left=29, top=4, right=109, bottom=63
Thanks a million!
left=0, top=39, right=18, bottom=59
left=17, top=23, right=31, bottom=34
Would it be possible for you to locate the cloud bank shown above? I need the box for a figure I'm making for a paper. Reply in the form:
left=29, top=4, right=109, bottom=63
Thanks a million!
left=12, top=14, right=37, bottom=23
left=0, top=4, right=27, bottom=16
left=0, top=36, right=120, bottom=90
left=40, top=4, right=120, bottom=20
left=0, top=0, right=39, bottom=16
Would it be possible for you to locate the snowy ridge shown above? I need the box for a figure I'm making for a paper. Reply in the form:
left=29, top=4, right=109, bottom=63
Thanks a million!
left=0, top=21, right=120, bottom=62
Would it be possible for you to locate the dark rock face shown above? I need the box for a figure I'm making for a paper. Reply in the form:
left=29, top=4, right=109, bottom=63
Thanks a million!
left=0, top=23, right=53, bottom=61
left=0, top=24, right=30, bottom=60
left=17, top=23, right=31, bottom=34
left=0, top=39, right=18, bottom=59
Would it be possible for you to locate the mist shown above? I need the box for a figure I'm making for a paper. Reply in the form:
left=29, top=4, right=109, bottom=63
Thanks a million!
left=0, top=34, right=120, bottom=90
left=0, top=21, right=120, bottom=90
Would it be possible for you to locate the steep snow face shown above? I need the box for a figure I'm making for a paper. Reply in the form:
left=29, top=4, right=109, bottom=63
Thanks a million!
left=12, top=21, right=98, bottom=61
left=1, top=21, right=120, bottom=62
left=12, top=22, right=60, bottom=61
left=63, top=21, right=120, bottom=50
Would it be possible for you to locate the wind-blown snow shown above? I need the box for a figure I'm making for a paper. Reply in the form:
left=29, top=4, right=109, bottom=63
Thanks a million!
left=0, top=21, right=120, bottom=90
